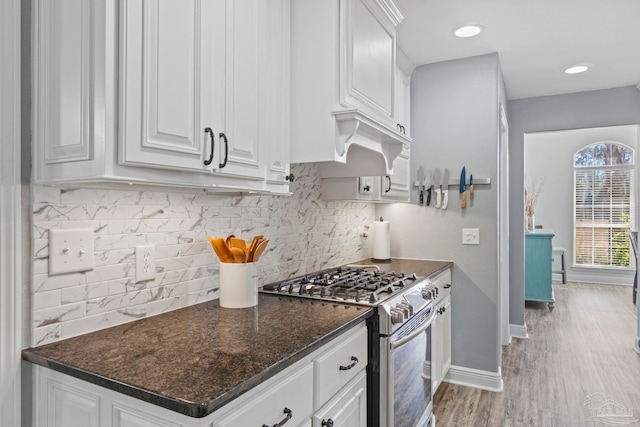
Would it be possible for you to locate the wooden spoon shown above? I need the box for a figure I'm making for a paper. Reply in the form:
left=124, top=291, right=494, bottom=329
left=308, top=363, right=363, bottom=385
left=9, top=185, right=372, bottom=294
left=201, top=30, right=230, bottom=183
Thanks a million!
left=251, top=239, right=269, bottom=262
left=230, top=246, right=246, bottom=263
left=208, top=237, right=234, bottom=263
left=225, top=234, right=236, bottom=248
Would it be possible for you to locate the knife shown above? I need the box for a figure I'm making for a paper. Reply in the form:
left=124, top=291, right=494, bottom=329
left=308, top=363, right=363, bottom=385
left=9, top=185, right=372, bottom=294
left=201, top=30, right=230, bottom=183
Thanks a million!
left=433, top=169, right=442, bottom=208
left=470, top=174, right=474, bottom=200
left=425, top=170, right=433, bottom=206
left=418, top=166, right=425, bottom=205
left=460, top=166, right=467, bottom=209
left=441, top=168, right=450, bottom=209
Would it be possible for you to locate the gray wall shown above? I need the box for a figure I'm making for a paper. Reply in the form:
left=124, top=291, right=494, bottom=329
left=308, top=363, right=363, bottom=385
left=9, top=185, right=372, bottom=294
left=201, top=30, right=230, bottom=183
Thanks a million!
left=508, top=86, right=640, bottom=327
left=377, top=53, right=502, bottom=373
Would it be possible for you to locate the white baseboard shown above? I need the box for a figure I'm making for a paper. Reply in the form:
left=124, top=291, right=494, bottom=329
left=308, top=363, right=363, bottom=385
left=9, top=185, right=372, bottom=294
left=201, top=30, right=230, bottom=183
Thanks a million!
left=510, top=323, right=529, bottom=339
left=444, top=365, right=503, bottom=392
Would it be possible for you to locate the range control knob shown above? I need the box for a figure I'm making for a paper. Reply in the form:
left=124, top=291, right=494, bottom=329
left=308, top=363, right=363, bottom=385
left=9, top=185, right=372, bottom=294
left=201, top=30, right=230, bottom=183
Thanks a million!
left=390, top=307, right=404, bottom=324
left=397, top=301, right=414, bottom=317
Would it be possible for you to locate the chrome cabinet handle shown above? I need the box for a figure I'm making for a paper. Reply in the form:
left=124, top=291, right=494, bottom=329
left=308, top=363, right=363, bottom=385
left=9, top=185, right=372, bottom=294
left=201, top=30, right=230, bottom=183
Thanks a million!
left=262, top=408, right=292, bottom=427
left=339, top=356, right=358, bottom=371
left=385, top=175, right=392, bottom=192
left=285, top=173, right=295, bottom=182
left=219, top=132, right=228, bottom=168
left=204, top=128, right=215, bottom=166
left=322, top=419, right=334, bottom=427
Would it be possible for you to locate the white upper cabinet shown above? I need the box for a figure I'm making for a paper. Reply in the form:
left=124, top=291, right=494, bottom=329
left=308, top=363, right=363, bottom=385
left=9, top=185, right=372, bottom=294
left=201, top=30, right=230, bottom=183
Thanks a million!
left=290, top=0, right=410, bottom=178
left=393, top=48, right=414, bottom=137
left=342, top=0, right=395, bottom=123
left=33, top=0, right=290, bottom=193
left=119, top=0, right=223, bottom=173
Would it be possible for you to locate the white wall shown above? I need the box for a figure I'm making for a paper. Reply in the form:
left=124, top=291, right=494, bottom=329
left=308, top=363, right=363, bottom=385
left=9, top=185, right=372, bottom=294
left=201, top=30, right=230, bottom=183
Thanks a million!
left=508, top=86, right=640, bottom=327
left=525, top=125, right=638, bottom=284
left=377, top=53, right=503, bottom=376
left=29, top=163, right=375, bottom=346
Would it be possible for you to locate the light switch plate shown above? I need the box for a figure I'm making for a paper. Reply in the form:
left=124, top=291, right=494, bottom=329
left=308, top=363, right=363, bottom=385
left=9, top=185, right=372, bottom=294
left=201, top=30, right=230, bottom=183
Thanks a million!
left=462, top=228, right=480, bottom=245
left=49, top=228, right=95, bottom=275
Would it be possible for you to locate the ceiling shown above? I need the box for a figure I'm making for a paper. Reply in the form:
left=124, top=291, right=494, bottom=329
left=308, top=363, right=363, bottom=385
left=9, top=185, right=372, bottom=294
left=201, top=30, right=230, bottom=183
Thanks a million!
left=395, top=0, right=640, bottom=100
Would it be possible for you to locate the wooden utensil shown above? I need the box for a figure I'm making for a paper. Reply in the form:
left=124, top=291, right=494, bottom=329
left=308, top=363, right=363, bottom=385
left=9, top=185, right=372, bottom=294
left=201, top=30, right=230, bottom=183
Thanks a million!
left=207, top=237, right=234, bottom=263
left=230, top=237, right=247, bottom=250
left=251, top=239, right=269, bottom=262
left=225, top=234, right=236, bottom=248
left=247, top=235, right=264, bottom=262
left=230, top=246, right=246, bottom=263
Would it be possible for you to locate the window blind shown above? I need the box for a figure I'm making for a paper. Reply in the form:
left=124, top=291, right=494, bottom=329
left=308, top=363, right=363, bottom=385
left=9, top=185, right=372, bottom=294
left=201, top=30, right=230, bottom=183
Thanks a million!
left=574, top=168, right=634, bottom=267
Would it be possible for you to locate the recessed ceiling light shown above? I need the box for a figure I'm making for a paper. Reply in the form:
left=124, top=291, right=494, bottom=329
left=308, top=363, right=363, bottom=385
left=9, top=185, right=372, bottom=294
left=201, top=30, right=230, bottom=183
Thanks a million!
left=565, top=65, right=590, bottom=74
left=454, top=24, right=484, bottom=38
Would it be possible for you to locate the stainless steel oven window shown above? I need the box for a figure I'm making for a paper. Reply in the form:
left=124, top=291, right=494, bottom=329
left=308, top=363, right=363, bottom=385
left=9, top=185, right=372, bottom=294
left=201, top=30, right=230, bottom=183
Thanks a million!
left=381, top=307, right=435, bottom=427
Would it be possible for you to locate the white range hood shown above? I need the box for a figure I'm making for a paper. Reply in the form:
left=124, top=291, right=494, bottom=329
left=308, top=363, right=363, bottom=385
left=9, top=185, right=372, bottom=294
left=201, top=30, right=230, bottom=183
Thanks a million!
left=290, top=0, right=409, bottom=178
left=317, top=109, right=409, bottom=178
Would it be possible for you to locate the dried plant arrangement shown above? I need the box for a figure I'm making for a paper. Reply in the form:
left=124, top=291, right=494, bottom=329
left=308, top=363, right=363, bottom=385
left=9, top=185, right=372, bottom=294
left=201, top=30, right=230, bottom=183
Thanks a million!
left=525, top=177, right=545, bottom=217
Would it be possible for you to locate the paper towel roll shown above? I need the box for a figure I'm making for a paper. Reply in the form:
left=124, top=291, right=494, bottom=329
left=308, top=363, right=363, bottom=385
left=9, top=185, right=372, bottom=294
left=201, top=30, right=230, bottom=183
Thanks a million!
left=371, top=220, right=391, bottom=261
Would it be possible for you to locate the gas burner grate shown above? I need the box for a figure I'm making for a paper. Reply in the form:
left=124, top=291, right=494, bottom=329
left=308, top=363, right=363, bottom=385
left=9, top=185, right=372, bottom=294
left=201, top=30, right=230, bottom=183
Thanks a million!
left=261, top=266, right=420, bottom=306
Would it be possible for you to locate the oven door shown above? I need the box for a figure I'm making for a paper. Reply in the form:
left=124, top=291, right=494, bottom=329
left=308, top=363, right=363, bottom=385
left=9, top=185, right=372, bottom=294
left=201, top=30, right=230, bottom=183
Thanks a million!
left=381, top=307, right=435, bottom=427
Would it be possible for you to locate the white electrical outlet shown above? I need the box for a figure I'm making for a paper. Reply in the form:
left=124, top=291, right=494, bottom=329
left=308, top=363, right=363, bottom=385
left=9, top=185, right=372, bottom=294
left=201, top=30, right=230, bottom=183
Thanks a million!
left=462, top=228, right=480, bottom=245
left=49, top=228, right=95, bottom=275
left=135, top=245, right=156, bottom=282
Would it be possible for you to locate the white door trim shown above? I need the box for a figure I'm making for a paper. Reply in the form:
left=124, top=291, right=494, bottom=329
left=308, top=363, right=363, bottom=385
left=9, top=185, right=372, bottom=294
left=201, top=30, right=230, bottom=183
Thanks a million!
left=0, top=0, right=22, bottom=424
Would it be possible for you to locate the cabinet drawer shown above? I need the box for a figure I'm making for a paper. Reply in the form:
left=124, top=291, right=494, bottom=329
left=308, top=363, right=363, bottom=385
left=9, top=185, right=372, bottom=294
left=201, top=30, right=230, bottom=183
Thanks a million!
left=314, top=325, right=368, bottom=407
left=215, top=364, right=313, bottom=427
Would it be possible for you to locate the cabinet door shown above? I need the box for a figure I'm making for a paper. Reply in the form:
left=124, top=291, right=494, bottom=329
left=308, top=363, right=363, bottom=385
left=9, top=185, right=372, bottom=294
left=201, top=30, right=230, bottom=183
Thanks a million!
left=215, top=0, right=264, bottom=179
left=40, top=379, right=100, bottom=427
left=263, top=0, right=291, bottom=188
left=313, top=372, right=367, bottom=427
left=380, top=147, right=410, bottom=202
left=119, top=0, right=224, bottom=172
left=439, top=295, right=452, bottom=380
left=341, top=0, right=396, bottom=124
left=393, top=64, right=411, bottom=136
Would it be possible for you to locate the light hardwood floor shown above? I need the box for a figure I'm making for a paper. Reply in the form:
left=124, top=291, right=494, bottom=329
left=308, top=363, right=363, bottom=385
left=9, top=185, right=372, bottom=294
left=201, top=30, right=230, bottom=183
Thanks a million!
left=434, top=282, right=640, bottom=426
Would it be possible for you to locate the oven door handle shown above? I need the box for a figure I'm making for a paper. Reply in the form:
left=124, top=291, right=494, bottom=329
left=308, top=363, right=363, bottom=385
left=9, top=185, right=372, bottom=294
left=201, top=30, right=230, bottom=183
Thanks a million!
left=390, top=309, right=436, bottom=350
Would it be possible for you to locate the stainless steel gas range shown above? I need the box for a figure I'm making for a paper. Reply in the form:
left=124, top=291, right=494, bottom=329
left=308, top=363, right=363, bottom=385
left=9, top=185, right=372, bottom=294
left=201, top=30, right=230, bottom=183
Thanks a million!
left=261, top=264, right=448, bottom=427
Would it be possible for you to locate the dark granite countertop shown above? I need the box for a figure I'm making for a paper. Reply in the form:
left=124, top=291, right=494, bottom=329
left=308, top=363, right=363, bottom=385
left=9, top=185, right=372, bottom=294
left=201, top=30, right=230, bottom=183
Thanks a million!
left=22, top=294, right=372, bottom=418
left=349, top=258, right=453, bottom=279
left=22, top=258, right=451, bottom=419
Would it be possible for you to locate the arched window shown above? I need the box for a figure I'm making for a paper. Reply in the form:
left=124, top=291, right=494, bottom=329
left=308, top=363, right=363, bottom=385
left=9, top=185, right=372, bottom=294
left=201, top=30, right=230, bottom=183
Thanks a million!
left=574, top=142, right=635, bottom=267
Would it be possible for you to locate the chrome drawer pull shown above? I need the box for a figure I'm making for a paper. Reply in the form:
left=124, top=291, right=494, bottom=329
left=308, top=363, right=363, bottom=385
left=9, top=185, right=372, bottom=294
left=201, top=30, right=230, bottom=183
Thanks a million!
left=262, top=407, right=292, bottom=427
left=322, top=419, right=334, bottom=427
left=339, top=356, right=358, bottom=371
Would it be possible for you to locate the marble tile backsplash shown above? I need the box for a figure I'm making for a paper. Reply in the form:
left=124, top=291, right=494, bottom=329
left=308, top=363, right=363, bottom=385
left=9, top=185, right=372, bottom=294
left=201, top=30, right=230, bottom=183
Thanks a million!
left=31, top=163, right=374, bottom=346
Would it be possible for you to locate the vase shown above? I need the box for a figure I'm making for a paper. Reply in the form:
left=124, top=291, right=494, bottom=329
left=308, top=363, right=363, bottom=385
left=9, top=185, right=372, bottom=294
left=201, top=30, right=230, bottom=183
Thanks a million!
left=526, top=214, right=535, bottom=232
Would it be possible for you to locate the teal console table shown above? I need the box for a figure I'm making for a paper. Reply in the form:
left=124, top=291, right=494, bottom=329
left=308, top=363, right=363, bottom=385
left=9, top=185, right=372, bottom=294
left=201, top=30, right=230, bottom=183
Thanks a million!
left=525, top=229, right=555, bottom=311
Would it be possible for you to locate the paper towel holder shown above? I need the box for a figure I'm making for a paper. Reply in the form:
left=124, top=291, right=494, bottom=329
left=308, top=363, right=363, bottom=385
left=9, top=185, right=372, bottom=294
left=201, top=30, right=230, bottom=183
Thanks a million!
left=371, top=217, right=391, bottom=263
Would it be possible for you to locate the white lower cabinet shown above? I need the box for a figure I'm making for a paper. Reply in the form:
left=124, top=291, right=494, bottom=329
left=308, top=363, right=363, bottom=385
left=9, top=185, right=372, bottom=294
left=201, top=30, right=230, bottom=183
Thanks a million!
left=214, top=364, right=314, bottom=427
left=31, top=323, right=367, bottom=427
left=312, top=373, right=367, bottom=427
left=432, top=293, right=452, bottom=394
